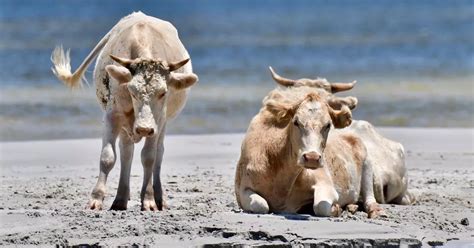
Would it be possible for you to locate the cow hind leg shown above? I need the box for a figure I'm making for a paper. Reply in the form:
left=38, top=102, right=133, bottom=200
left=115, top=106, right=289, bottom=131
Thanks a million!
left=240, top=189, right=270, bottom=214
left=361, top=160, right=387, bottom=218
left=391, top=190, right=416, bottom=205
left=110, top=132, right=134, bottom=210
left=388, top=176, right=415, bottom=205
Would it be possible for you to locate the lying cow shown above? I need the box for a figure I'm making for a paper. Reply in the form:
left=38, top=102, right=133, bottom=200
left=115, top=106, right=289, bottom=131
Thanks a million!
left=268, top=67, right=415, bottom=206
left=51, top=12, right=198, bottom=211
left=235, top=86, right=386, bottom=217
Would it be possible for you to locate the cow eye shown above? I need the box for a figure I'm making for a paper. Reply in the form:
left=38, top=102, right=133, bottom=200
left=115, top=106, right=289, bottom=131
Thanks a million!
left=325, top=123, right=331, bottom=131
left=158, top=92, right=166, bottom=99
left=293, top=119, right=299, bottom=127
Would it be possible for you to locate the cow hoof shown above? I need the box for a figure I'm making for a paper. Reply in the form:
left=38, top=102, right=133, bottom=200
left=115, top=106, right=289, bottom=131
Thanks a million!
left=110, top=199, right=128, bottom=211
left=346, top=204, right=359, bottom=214
left=331, top=203, right=342, bottom=217
left=141, top=199, right=158, bottom=211
left=87, top=199, right=103, bottom=210
left=368, top=204, right=387, bottom=219
left=156, top=200, right=167, bottom=211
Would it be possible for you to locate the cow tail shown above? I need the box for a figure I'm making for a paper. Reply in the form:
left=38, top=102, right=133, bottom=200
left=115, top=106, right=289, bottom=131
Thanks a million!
left=51, top=29, right=112, bottom=89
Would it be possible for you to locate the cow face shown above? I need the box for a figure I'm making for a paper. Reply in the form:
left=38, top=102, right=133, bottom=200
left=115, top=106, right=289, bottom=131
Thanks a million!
left=105, top=55, right=198, bottom=140
left=266, top=93, right=352, bottom=169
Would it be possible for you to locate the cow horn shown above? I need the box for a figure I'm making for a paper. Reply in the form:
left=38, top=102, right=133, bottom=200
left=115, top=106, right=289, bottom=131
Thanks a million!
left=168, top=58, right=190, bottom=72
left=109, top=54, right=133, bottom=68
left=269, top=66, right=297, bottom=87
left=330, top=80, right=357, bottom=93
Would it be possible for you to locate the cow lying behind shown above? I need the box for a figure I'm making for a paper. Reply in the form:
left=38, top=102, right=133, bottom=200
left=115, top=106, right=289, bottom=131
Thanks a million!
left=235, top=86, right=385, bottom=217
left=268, top=67, right=415, bottom=206
left=51, top=12, right=198, bottom=211
left=346, top=120, right=415, bottom=204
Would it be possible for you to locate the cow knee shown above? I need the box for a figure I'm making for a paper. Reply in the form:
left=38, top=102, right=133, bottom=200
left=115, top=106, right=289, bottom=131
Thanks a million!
left=100, top=144, right=116, bottom=172
left=141, top=154, right=155, bottom=168
left=399, top=191, right=416, bottom=205
left=241, top=189, right=269, bottom=214
left=249, top=195, right=269, bottom=214
left=314, top=200, right=332, bottom=217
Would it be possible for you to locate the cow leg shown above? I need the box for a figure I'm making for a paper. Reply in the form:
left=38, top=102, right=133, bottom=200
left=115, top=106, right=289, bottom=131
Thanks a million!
left=361, top=160, right=387, bottom=218
left=390, top=177, right=415, bottom=205
left=391, top=190, right=415, bottom=205
left=153, top=128, right=166, bottom=210
left=240, top=188, right=269, bottom=214
left=87, top=112, right=120, bottom=210
left=313, top=184, right=340, bottom=217
left=110, top=132, right=134, bottom=210
left=140, top=136, right=158, bottom=211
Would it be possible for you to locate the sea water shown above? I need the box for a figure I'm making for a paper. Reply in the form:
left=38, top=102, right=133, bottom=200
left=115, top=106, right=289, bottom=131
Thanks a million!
left=0, top=0, right=473, bottom=141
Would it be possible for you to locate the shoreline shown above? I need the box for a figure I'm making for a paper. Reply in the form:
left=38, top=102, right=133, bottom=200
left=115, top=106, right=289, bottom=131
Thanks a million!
left=1, top=128, right=473, bottom=246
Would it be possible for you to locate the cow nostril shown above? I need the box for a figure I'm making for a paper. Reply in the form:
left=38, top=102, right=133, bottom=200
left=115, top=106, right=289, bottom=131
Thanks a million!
left=135, top=127, right=154, bottom=136
left=303, top=152, right=321, bottom=162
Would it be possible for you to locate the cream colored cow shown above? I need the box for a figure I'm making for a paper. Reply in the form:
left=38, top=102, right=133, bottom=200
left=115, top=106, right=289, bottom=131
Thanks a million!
left=235, top=86, right=385, bottom=217
left=268, top=67, right=415, bottom=206
left=51, top=12, right=198, bottom=211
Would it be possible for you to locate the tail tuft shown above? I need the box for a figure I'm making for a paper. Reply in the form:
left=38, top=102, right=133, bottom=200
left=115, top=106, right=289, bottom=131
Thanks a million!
left=51, top=45, right=84, bottom=88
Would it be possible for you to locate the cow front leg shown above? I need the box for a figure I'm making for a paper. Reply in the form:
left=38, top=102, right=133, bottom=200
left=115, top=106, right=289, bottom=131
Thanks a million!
left=240, top=188, right=270, bottom=214
left=153, top=129, right=166, bottom=210
left=140, top=136, right=158, bottom=211
left=110, top=132, right=134, bottom=210
left=313, top=184, right=340, bottom=217
left=87, top=113, right=119, bottom=210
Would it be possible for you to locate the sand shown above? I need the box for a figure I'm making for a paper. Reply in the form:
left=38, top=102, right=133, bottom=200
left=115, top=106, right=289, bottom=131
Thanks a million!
left=0, top=128, right=473, bottom=247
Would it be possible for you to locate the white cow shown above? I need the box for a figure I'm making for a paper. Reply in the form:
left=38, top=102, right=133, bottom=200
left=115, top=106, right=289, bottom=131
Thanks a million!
left=268, top=67, right=415, bottom=206
left=235, top=86, right=386, bottom=217
left=51, top=12, right=198, bottom=211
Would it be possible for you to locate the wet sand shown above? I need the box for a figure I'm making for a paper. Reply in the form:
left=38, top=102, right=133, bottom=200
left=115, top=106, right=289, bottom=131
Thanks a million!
left=0, top=128, right=473, bottom=247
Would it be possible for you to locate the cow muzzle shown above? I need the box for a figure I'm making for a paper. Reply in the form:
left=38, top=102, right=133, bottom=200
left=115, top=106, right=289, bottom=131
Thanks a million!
left=301, top=151, right=322, bottom=169
left=135, top=126, right=155, bottom=137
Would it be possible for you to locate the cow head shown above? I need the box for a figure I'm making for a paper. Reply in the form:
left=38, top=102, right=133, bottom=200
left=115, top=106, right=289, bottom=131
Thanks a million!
left=265, top=91, right=353, bottom=169
left=105, top=55, right=198, bottom=140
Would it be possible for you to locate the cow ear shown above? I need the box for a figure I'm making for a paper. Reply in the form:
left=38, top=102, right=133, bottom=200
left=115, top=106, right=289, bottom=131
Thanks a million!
left=265, top=100, right=295, bottom=122
left=106, top=65, right=132, bottom=84
left=168, top=72, right=198, bottom=90
left=329, top=105, right=352, bottom=128
left=328, top=96, right=358, bottom=110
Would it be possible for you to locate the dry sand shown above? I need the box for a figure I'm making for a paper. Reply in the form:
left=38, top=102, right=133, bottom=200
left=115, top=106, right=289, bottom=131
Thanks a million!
left=0, top=128, right=473, bottom=247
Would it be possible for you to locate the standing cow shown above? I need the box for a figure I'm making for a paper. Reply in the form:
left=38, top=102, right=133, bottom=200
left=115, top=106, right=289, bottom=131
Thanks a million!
left=268, top=67, right=415, bottom=206
left=51, top=12, right=198, bottom=211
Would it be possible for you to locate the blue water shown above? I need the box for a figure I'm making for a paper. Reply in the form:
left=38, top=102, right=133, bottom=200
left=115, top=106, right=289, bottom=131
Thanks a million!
left=0, top=0, right=473, bottom=140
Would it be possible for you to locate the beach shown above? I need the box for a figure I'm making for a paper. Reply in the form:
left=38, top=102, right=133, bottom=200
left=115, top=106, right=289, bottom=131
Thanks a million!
left=0, top=1, right=473, bottom=246
left=0, top=127, right=472, bottom=247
